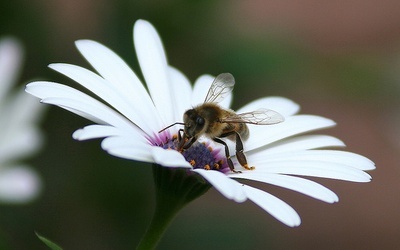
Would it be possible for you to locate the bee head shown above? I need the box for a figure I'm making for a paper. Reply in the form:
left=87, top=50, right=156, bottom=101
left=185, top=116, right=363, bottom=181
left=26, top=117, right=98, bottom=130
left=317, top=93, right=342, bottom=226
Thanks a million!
left=183, top=109, right=205, bottom=138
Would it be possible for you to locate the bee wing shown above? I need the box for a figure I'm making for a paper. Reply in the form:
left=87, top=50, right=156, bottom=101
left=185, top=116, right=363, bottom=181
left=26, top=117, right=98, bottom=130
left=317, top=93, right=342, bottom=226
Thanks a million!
left=221, top=108, right=285, bottom=125
left=204, top=73, right=235, bottom=103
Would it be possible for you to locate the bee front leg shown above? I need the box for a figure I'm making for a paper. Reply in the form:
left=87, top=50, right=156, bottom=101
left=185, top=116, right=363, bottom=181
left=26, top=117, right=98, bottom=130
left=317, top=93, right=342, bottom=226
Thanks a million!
left=177, top=129, right=185, bottom=151
left=213, top=137, right=241, bottom=173
left=183, top=136, right=197, bottom=150
left=234, top=131, right=255, bottom=170
left=177, top=129, right=197, bottom=151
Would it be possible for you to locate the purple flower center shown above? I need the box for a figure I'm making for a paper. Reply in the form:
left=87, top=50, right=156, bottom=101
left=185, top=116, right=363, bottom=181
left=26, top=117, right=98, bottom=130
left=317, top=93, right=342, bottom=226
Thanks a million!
left=159, top=135, right=230, bottom=173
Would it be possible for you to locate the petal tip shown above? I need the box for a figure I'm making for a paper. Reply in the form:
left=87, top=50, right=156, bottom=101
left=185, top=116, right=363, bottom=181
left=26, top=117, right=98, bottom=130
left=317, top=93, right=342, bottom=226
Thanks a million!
left=72, top=129, right=82, bottom=140
left=134, top=19, right=151, bottom=29
left=75, top=39, right=98, bottom=52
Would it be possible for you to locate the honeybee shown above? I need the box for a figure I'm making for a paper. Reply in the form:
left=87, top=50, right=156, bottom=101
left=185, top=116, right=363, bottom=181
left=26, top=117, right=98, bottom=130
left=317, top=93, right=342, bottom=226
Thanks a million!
left=159, top=73, right=284, bottom=172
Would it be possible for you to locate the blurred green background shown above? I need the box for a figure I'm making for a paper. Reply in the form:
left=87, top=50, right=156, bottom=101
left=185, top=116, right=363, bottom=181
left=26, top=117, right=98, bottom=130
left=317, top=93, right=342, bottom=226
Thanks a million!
left=1, top=0, right=399, bottom=249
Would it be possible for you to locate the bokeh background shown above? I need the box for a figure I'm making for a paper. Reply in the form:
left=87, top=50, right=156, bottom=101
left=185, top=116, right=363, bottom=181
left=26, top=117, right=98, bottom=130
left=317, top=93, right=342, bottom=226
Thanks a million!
left=1, top=0, right=399, bottom=249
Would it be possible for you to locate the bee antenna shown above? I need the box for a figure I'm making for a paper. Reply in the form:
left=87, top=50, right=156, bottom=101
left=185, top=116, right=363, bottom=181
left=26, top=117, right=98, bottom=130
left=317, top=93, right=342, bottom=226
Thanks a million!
left=158, top=122, right=185, bottom=133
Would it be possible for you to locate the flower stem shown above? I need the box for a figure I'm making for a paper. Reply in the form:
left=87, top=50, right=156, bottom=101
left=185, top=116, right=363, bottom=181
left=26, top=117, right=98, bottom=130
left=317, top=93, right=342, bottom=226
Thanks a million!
left=136, top=193, right=181, bottom=249
left=136, top=165, right=211, bottom=249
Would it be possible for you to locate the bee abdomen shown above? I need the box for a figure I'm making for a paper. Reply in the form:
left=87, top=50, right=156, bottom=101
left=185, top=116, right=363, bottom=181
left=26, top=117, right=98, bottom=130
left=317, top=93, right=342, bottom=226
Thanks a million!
left=238, top=123, right=249, bottom=140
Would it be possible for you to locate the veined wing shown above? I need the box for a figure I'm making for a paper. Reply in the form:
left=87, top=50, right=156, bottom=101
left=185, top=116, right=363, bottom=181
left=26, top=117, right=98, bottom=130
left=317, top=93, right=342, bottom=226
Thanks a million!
left=220, top=108, right=285, bottom=125
left=204, top=73, right=235, bottom=103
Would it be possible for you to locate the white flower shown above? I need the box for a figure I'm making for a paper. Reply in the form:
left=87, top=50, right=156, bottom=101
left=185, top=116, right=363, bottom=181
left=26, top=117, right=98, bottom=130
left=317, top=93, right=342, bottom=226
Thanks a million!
left=26, top=20, right=374, bottom=226
left=0, top=37, right=43, bottom=203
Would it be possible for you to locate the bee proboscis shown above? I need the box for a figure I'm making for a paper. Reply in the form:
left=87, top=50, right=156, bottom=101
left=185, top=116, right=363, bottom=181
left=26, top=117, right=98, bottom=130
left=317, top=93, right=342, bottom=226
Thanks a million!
left=159, top=73, right=284, bottom=172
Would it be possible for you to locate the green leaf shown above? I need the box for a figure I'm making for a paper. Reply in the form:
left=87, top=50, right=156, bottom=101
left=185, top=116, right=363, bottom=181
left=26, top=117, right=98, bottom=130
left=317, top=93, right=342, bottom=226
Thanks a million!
left=35, top=232, right=63, bottom=250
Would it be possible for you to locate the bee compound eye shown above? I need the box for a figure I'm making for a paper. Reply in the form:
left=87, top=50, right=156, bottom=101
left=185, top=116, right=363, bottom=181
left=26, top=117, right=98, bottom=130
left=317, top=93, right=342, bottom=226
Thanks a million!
left=196, top=116, right=205, bottom=125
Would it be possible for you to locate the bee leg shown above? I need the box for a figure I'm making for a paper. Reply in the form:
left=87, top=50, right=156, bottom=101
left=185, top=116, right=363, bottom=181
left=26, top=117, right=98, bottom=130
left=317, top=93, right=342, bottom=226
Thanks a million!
left=177, top=129, right=185, bottom=151
left=213, top=137, right=241, bottom=173
left=183, top=136, right=197, bottom=150
left=177, top=129, right=197, bottom=151
left=177, top=128, right=183, bottom=142
left=234, top=131, right=255, bottom=170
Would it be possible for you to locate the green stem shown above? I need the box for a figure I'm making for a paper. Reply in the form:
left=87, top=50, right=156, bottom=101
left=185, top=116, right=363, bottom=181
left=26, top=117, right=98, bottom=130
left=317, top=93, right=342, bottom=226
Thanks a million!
left=136, top=165, right=211, bottom=249
left=136, top=191, right=183, bottom=249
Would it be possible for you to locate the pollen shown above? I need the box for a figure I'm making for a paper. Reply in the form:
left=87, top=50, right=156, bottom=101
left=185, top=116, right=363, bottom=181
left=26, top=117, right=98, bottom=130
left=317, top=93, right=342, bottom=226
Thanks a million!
left=243, top=164, right=256, bottom=170
left=204, top=165, right=211, bottom=170
left=189, top=159, right=196, bottom=166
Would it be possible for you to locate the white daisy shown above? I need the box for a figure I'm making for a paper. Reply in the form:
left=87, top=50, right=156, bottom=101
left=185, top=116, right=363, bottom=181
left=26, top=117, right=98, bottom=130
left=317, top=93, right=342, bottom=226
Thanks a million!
left=0, top=37, right=43, bottom=203
left=26, top=20, right=374, bottom=227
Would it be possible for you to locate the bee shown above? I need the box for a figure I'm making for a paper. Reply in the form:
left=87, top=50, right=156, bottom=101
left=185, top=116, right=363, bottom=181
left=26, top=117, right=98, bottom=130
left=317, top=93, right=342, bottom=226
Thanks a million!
left=159, top=73, right=284, bottom=173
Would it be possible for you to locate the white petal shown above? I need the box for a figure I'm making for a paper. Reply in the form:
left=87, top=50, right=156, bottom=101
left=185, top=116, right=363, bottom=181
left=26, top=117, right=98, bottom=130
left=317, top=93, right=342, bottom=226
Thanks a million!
left=191, top=74, right=232, bottom=108
left=101, top=137, right=154, bottom=163
left=253, top=160, right=372, bottom=182
left=107, top=147, right=154, bottom=163
left=26, top=81, right=107, bottom=120
left=49, top=63, right=162, bottom=135
left=0, top=37, right=23, bottom=100
left=255, top=135, right=345, bottom=154
left=27, top=82, right=135, bottom=130
left=42, top=97, right=134, bottom=130
left=73, top=125, right=130, bottom=141
left=0, top=165, right=41, bottom=203
left=5, top=87, right=44, bottom=128
left=26, top=81, right=83, bottom=100
left=167, top=66, right=193, bottom=125
left=0, top=126, right=42, bottom=164
left=237, top=97, right=300, bottom=117
left=245, top=115, right=336, bottom=152
left=242, top=185, right=301, bottom=227
left=74, top=40, right=157, bottom=121
left=231, top=173, right=338, bottom=203
left=0, top=89, right=43, bottom=163
left=192, top=74, right=213, bottom=106
left=101, top=135, right=149, bottom=150
left=134, top=20, right=175, bottom=125
left=193, top=169, right=247, bottom=202
left=102, top=138, right=191, bottom=168
left=251, top=150, right=375, bottom=171
left=151, top=147, right=192, bottom=168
